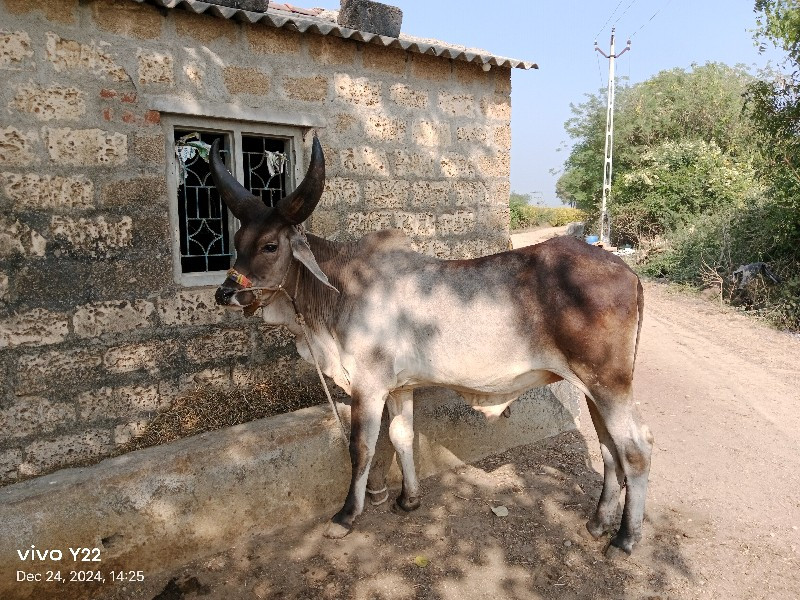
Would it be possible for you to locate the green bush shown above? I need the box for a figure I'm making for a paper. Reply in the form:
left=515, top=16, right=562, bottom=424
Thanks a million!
left=639, top=196, right=800, bottom=330
left=509, top=194, right=533, bottom=230
left=611, top=140, right=761, bottom=245
left=508, top=198, right=586, bottom=231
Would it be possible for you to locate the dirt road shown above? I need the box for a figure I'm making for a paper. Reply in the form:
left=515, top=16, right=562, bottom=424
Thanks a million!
left=111, top=266, right=800, bottom=598
left=510, top=225, right=569, bottom=248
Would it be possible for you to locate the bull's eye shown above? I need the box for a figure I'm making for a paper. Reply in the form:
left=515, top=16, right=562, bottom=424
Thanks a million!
left=261, top=243, right=278, bottom=254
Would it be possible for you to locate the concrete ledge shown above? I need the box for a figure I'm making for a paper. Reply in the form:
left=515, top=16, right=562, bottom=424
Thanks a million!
left=0, top=383, right=580, bottom=598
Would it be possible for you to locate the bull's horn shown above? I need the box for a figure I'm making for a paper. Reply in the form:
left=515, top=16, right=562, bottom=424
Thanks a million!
left=209, top=138, right=266, bottom=222
left=276, top=133, right=325, bottom=225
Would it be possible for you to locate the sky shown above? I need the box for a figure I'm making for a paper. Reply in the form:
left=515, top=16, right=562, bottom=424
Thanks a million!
left=320, top=1, right=787, bottom=206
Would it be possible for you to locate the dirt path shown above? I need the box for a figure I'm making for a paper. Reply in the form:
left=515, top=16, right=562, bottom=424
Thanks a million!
left=510, top=226, right=569, bottom=248
left=108, top=280, right=800, bottom=599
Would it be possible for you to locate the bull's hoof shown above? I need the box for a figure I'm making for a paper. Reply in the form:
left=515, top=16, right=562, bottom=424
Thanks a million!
left=585, top=519, right=610, bottom=539
left=579, top=523, right=602, bottom=541
left=369, top=492, right=389, bottom=506
left=395, top=495, right=421, bottom=512
left=604, top=535, right=634, bottom=559
left=323, top=521, right=352, bottom=539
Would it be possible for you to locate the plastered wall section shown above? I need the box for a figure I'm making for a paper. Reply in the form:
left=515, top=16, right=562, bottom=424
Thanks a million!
left=0, top=0, right=514, bottom=484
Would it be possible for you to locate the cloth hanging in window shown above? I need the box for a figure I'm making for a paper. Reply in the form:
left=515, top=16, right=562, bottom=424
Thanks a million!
left=264, top=151, right=286, bottom=177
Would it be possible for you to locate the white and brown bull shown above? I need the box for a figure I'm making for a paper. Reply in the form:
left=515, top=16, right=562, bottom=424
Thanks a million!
left=209, top=135, right=653, bottom=555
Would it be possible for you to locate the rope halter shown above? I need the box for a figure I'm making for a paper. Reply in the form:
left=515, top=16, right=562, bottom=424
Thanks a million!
left=224, top=258, right=293, bottom=311
left=221, top=258, right=348, bottom=442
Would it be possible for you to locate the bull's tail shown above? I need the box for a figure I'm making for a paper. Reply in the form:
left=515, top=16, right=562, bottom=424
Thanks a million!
left=632, top=278, right=644, bottom=377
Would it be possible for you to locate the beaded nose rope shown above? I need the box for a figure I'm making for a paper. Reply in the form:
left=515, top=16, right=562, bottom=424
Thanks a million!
left=224, top=262, right=290, bottom=310
left=225, top=269, right=251, bottom=288
left=221, top=245, right=347, bottom=441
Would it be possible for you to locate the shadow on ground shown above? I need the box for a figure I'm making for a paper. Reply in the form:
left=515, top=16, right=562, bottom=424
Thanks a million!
left=101, top=428, right=696, bottom=600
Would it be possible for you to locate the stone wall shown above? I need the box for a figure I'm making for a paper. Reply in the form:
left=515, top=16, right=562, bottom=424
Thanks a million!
left=0, top=0, right=513, bottom=484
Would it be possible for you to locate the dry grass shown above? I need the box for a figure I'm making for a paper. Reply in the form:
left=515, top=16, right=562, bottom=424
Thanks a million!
left=699, top=259, right=726, bottom=304
left=120, top=378, right=327, bottom=453
left=4, top=375, right=330, bottom=487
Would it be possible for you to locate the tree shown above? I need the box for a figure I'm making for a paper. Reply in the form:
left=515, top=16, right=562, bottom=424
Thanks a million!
left=553, top=6, right=800, bottom=329
left=556, top=93, right=607, bottom=210
left=746, top=0, right=800, bottom=264
left=754, top=0, right=800, bottom=56
left=509, top=191, right=532, bottom=206
left=554, top=171, right=578, bottom=207
left=558, top=63, right=758, bottom=214
left=611, top=140, right=761, bottom=244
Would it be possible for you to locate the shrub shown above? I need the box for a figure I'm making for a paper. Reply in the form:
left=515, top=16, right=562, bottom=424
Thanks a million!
left=611, top=140, right=762, bottom=245
left=638, top=196, right=800, bottom=330
left=509, top=194, right=533, bottom=230
left=538, top=207, right=587, bottom=227
left=508, top=199, right=586, bottom=231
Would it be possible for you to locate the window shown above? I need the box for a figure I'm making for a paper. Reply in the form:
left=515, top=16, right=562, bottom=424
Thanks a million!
left=163, top=115, right=302, bottom=286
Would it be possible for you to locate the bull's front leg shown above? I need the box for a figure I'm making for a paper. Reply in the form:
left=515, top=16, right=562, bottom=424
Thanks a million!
left=324, top=388, right=387, bottom=539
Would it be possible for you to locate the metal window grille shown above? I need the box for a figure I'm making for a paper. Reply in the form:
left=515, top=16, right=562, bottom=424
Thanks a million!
left=242, top=134, right=288, bottom=208
left=174, top=129, right=289, bottom=274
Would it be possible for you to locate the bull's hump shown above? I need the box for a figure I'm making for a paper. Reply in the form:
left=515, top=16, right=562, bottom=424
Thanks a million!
left=359, top=229, right=409, bottom=253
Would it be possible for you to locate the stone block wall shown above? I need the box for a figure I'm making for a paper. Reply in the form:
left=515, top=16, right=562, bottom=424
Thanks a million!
left=316, top=57, right=512, bottom=259
left=0, top=0, right=513, bottom=484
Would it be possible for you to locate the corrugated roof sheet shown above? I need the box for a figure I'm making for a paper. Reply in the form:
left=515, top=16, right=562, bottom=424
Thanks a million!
left=131, top=0, right=538, bottom=70
left=270, top=3, right=323, bottom=17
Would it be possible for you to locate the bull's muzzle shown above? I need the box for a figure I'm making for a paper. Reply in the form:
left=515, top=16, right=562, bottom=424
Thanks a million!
left=215, top=285, right=238, bottom=306
left=216, top=285, right=259, bottom=310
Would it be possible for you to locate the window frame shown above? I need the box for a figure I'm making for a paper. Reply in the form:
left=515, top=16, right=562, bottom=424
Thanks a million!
left=162, top=114, right=304, bottom=287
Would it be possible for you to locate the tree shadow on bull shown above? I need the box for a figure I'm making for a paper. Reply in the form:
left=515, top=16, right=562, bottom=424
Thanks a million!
left=208, top=133, right=655, bottom=560
left=161, top=130, right=701, bottom=600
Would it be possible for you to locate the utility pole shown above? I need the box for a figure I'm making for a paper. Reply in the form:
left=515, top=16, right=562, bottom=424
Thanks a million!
left=595, top=28, right=630, bottom=245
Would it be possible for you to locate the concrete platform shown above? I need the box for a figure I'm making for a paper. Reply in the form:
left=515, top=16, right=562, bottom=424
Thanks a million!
left=0, top=383, right=580, bottom=599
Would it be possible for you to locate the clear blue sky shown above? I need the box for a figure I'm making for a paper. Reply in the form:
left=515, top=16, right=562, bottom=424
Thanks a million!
left=321, top=1, right=786, bottom=206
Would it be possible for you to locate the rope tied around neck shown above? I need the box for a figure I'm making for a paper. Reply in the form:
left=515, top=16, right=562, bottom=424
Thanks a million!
left=224, top=251, right=348, bottom=443
left=292, top=310, right=348, bottom=442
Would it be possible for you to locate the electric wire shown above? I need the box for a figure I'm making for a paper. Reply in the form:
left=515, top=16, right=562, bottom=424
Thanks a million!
left=630, top=0, right=673, bottom=38
left=614, top=0, right=640, bottom=25
left=595, top=0, right=625, bottom=39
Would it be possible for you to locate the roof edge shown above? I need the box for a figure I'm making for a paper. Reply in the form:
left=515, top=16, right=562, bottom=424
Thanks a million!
left=131, top=0, right=539, bottom=70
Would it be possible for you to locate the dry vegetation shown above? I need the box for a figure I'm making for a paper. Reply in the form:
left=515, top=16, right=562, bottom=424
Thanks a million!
left=119, top=378, right=327, bottom=453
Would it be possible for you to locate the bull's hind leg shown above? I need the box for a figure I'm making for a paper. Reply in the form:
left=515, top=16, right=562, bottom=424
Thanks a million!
left=387, top=389, right=420, bottom=511
left=586, top=390, right=654, bottom=555
left=366, top=406, right=392, bottom=506
left=585, top=398, right=624, bottom=538
left=324, top=388, right=387, bottom=539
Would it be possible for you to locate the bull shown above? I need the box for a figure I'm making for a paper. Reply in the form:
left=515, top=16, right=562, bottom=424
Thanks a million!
left=209, top=135, right=653, bottom=555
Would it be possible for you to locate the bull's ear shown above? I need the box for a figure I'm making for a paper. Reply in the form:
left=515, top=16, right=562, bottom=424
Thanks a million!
left=289, top=229, right=339, bottom=294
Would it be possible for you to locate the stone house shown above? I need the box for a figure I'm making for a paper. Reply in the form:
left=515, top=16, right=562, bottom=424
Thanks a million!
left=0, top=0, right=536, bottom=484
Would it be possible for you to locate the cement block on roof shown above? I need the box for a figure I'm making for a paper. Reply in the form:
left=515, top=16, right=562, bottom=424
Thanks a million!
left=338, top=0, right=403, bottom=38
